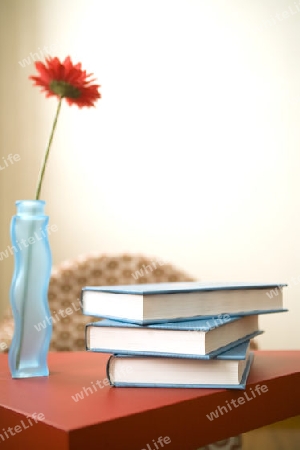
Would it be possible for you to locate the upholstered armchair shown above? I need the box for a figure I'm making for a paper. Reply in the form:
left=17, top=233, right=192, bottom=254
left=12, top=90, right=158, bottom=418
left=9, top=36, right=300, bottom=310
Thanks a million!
left=0, top=254, right=194, bottom=351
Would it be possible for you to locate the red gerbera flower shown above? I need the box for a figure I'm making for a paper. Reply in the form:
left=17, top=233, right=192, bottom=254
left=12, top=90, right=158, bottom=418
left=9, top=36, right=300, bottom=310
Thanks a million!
left=29, top=56, right=101, bottom=108
left=30, top=56, right=101, bottom=200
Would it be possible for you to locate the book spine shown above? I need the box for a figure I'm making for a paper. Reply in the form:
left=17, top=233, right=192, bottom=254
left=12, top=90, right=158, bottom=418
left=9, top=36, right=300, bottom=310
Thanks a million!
left=106, top=355, right=115, bottom=386
left=85, top=324, right=89, bottom=351
left=80, top=289, right=85, bottom=313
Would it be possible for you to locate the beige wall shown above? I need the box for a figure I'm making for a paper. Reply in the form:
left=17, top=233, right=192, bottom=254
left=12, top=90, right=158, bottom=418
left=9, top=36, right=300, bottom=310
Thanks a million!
left=1, top=0, right=300, bottom=348
left=0, top=0, right=40, bottom=320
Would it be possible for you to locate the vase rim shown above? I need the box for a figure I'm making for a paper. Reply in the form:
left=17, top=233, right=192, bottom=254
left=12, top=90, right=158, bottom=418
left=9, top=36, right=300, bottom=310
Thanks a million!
left=15, top=200, right=47, bottom=216
left=15, top=200, right=46, bottom=205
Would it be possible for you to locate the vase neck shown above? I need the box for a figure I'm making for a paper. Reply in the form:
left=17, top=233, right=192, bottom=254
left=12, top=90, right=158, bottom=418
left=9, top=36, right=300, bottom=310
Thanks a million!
left=16, top=200, right=46, bottom=216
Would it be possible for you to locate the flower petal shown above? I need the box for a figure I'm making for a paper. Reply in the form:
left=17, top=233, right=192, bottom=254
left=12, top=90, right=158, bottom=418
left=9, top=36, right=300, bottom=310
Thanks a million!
left=29, top=56, right=101, bottom=107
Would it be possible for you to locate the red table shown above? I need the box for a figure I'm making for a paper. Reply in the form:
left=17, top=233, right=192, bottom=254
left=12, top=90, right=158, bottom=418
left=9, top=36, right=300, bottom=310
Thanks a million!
left=0, top=351, right=299, bottom=449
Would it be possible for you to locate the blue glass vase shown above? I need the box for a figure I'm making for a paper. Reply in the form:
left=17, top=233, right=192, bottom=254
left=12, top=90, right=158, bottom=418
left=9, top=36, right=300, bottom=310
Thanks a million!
left=8, top=200, right=52, bottom=378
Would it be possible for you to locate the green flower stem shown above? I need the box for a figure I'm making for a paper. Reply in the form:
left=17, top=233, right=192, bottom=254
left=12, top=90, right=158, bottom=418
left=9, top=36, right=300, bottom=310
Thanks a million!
left=15, top=225, right=33, bottom=371
left=35, top=97, right=63, bottom=200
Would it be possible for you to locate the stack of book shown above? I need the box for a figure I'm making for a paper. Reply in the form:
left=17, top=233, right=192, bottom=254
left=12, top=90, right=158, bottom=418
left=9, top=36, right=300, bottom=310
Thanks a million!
left=81, top=281, right=287, bottom=389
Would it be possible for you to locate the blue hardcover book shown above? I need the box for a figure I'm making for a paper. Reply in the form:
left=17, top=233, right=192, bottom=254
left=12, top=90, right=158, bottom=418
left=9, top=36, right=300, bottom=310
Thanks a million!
left=86, top=315, right=263, bottom=358
left=81, top=281, right=287, bottom=324
left=107, top=341, right=254, bottom=389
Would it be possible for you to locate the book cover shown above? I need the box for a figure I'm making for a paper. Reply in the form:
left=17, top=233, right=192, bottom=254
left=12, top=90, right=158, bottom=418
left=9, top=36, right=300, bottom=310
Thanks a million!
left=82, top=281, right=287, bottom=295
left=106, top=343, right=254, bottom=389
left=86, top=316, right=263, bottom=358
left=88, top=315, right=246, bottom=331
left=81, top=280, right=287, bottom=324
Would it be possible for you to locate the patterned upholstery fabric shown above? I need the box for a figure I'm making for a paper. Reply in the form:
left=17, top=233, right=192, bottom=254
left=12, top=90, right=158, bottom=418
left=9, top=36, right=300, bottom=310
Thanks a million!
left=0, top=314, right=12, bottom=353
left=198, top=436, right=242, bottom=449
left=0, top=253, right=242, bottom=450
left=48, top=253, right=194, bottom=351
